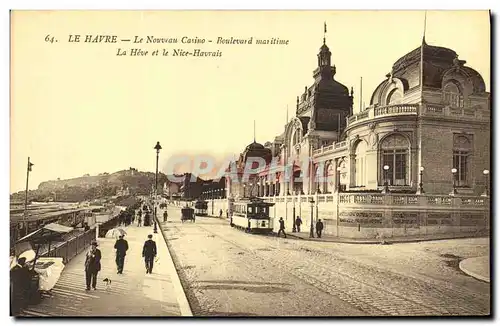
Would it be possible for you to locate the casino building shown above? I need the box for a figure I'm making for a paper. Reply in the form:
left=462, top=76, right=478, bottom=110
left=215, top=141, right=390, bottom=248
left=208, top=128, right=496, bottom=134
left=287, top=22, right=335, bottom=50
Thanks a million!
left=226, top=35, right=490, bottom=199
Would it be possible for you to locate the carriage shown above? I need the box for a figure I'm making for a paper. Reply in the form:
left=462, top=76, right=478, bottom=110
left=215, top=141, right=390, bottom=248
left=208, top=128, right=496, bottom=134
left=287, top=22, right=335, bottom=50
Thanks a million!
left=230, top=197, right=274, bottom=234
left=194, top=200, right=208, bottom=216
left=181, top=206, right=195, bottom=223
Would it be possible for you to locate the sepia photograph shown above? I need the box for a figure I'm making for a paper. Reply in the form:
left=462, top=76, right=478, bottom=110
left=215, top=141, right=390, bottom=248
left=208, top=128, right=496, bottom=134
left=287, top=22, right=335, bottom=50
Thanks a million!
left=8, top=9, right=491, bottom=318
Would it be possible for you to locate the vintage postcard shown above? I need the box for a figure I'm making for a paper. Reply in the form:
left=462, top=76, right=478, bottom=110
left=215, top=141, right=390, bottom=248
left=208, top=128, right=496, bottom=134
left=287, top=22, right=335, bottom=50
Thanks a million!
left=9, top=10, right=490, bottom=317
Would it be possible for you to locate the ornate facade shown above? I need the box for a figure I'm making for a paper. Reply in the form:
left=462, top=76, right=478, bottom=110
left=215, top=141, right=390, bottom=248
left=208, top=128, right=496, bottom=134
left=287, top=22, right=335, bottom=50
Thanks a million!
left=227, top=36, right=490, bottom=199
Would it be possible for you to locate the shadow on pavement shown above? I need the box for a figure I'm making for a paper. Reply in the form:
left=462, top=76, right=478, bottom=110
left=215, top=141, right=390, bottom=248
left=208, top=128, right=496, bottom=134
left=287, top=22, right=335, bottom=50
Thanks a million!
left=197, top=280, right=291, bottom=286
left=203, top=311, right=260, bottom=316
left=195, top=284, right=290, bottom=294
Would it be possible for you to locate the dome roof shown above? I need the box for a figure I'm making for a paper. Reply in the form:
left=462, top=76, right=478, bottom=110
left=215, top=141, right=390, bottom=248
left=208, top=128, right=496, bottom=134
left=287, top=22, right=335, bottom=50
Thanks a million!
left=319, top=43, right=330, bottom=52
left=245, top=141, right=265, bottom=151
left=392, top=40, right=457, bottom=74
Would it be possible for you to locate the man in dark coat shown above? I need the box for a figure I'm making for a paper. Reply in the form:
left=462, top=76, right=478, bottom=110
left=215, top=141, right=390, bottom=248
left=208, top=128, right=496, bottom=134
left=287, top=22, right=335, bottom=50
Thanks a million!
left=142, top=234, right=157, bottom=274
left=114, top=235, right=129, bottom=274
left=295, top=216, right=303, bottom=232
left=10, top=257, right=31, bottom=315
left=316, top=219, right=324, bottom=238
left=277, top=217, right=287, bottom=238
left=84, top=241, right=101, bottom=290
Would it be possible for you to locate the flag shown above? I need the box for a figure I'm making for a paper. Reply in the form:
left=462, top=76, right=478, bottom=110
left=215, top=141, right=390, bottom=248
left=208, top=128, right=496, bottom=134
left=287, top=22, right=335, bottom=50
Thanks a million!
left=28, top=162, right=34, bottom=172
left=324, top=22, right=327, bottom=33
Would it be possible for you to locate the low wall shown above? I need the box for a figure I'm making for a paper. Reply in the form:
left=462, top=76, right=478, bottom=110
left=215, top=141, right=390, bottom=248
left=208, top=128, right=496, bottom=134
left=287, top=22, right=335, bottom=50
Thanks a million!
left=266, top=193, right=490, bottom=239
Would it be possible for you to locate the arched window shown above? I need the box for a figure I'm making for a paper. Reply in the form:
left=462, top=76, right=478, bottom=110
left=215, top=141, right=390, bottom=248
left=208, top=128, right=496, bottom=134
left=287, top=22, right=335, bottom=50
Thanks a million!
left=380, top=134, right=409, bottom=186
left=443, top=81, right=463, bottom=108
left=387, top=89, right=402, bottom=105
left=453, top=134, right=472, bottom=187
left=354, top=141, right=367, bottom=187
left=326, top=163, right=335, bottom=193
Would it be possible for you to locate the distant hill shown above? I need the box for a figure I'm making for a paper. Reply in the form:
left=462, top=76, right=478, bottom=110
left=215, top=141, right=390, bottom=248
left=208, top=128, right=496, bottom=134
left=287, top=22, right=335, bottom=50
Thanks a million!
left=10, top=168, right=184, bottom=203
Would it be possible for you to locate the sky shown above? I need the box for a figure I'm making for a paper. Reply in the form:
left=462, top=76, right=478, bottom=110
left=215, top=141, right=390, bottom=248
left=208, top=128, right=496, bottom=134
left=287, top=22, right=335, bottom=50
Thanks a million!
left=10, top=10, right=490, bottom=193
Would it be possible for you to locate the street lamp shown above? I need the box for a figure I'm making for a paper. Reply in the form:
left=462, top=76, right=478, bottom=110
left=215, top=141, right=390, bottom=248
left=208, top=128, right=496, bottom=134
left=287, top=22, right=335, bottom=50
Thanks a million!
left=382, top=165, right=390, bottom=194
left=451, top=168, right=458, bottom=195
left=153, top=141, right=162, bottom=234
left=482, top=169, right=489, bottom=197
left=243, top=184, right=246, bottom=197
left=418, top=166, right=425, bottom=194
left=309, top=198, right=315, bottom=238
left=23, top=157, right=34, bottom=237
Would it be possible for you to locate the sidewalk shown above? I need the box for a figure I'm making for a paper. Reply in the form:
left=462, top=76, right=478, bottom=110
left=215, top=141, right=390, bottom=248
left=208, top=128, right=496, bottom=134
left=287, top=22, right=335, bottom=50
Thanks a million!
left=19, top=223, right=186, bottom=317
left=459, top=256, right=490, bottom=283
left=287, top=230, right=489, bottom=244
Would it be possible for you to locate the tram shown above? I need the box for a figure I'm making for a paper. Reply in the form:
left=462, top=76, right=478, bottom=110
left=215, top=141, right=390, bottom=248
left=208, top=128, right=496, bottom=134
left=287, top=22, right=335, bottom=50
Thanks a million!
left=194, top=200, right=208, bottom=216
left=230, top=197, right=274, bottom=234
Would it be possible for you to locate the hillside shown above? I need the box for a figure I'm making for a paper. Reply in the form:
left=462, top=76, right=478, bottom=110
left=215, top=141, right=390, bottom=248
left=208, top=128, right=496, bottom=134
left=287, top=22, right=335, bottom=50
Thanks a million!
left=10, top=168, right=183, bottom=203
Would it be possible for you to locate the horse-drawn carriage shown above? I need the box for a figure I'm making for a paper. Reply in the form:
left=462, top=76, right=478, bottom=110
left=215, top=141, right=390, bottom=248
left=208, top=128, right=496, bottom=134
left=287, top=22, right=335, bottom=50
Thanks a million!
left=181, top=206, right=195, bottom=223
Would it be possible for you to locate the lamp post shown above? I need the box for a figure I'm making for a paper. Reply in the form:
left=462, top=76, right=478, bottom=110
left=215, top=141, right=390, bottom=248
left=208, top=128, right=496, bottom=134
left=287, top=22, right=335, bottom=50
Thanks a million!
left=482, top=169, right=489, bottom=197
left=382, top=165, right=390, bottom=194
left=243, top=184, right=246, bottom=198
left=418, top=166, right=425, bottom=194
left=309, top=198, right=315, bottom=238
left=23, top=157, right=34, bottom=237
left=451, top=168, right=458, bottom=195
left=153, top=141, right=162, bottom=234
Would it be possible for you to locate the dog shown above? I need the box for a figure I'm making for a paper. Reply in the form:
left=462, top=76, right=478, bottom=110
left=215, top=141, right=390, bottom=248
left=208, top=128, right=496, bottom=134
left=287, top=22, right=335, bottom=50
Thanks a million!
left=102, top=278, right=112, bottom=290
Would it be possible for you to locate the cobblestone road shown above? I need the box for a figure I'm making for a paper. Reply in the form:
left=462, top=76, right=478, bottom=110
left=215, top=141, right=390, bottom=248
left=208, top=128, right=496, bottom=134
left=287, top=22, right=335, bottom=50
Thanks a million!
left=163, top=207, right=490, bottom=317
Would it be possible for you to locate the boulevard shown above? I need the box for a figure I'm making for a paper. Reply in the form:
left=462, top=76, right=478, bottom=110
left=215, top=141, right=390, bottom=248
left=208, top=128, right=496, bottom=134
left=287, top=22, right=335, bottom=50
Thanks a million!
left=163, top=206, right=490, bottom=316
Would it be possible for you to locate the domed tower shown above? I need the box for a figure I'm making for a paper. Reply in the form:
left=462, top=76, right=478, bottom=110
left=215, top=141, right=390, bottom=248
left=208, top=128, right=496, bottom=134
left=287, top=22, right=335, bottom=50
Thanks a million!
left=296, top=29, right=353, bottom=136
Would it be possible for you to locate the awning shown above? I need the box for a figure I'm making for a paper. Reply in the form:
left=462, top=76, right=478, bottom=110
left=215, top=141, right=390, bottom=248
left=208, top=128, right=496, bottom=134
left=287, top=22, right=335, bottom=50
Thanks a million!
left=16, top=223, right=74, bottom=245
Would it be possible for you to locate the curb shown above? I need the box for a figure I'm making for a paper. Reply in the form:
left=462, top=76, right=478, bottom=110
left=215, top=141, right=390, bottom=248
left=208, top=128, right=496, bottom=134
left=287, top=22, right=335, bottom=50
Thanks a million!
left=459, top=258, right=490, bottom=283
left=155, top=219, right=193, bottom=316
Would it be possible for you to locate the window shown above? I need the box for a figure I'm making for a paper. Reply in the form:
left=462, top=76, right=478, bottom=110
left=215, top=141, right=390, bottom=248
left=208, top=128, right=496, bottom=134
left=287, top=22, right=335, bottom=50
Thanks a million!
left=354, top=141, right=367, bottom=187
left=380, top=134, right=409, bottom=186
left=453, top=135, right=472, bottom=187
left=443, top=82, right=464, bottom=108
left=326, top=163, right=335, bottom=193
left=387, top=89, right=402, bottom=105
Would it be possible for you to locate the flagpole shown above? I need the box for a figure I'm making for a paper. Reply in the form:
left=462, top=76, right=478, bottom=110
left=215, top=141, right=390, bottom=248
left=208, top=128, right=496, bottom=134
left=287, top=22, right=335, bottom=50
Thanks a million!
left=23, top=157, right=31, bottom=236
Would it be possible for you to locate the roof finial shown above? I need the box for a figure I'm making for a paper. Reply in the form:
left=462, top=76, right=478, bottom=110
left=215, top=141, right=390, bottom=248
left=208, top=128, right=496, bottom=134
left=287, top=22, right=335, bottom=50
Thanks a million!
left=422, top=11, right=427, bottom=44
left=323, top=21, right=327, bottom=45
left=253, top=120, right=256, bottom=143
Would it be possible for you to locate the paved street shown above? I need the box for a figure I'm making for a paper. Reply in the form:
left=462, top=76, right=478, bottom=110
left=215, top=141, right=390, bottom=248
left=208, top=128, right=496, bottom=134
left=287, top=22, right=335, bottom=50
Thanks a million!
left=20, top=224, right=183, bottom=317
left=163, top=206, right=490, bottom=317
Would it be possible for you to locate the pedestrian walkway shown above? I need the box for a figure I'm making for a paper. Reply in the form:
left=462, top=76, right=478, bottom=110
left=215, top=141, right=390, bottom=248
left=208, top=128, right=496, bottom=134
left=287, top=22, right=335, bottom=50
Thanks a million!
left=20, top=224, right=184, bottom=317
left=288, top=231, right=489, bottom=244
left=459, top=256, right=490, bottom=283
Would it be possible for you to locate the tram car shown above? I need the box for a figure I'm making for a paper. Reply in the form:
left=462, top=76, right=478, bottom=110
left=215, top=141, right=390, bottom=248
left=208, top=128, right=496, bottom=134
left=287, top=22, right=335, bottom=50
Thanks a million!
left=194, top=200, right=208, bottom=216
left=230, top=197, right=275, bottom=234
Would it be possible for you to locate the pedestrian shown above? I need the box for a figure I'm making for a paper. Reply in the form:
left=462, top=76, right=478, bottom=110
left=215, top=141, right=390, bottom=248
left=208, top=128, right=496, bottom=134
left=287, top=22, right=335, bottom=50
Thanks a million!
left=114, top=235, right=129, bottom=274
left=163, top=210, right=168, bottom=222
left=142, top=234, right=157, bottom=274
left=10, top=257, right=31, bottom=315
left=295, top=216, right=302, bottom=232
left=316, top=219, right=324, bottom=238
left=84, top=241, right=101, bottom=291
left=277, top=217, right=287, bottom=238
left=219, top=209, right=223, bottom=218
